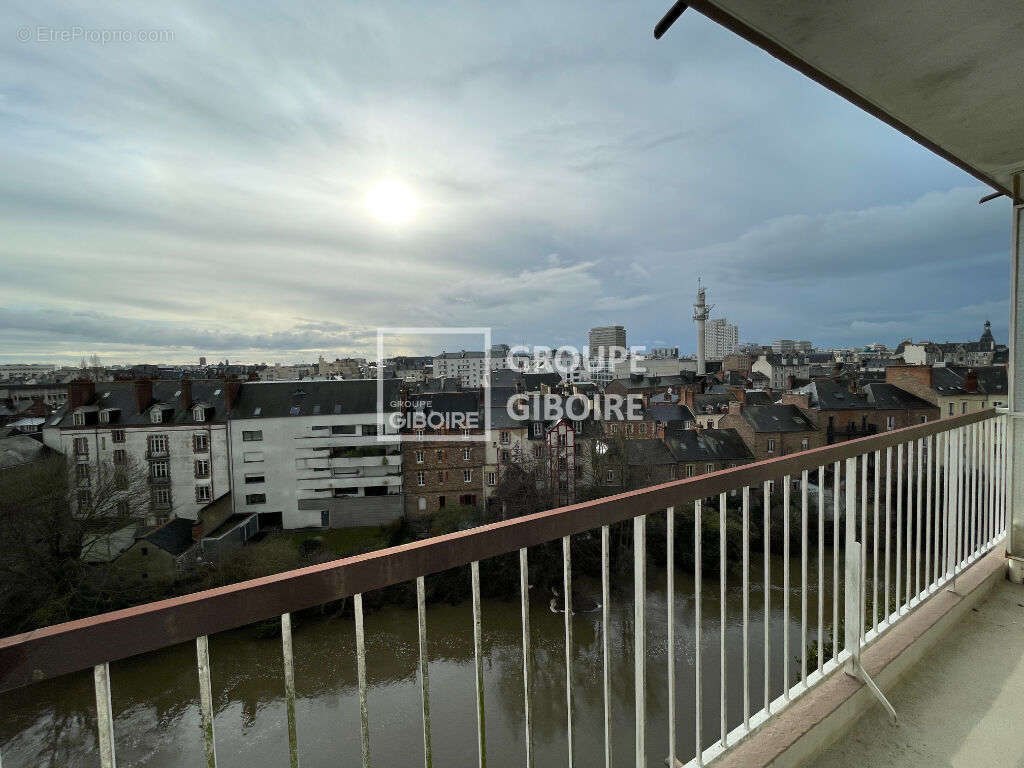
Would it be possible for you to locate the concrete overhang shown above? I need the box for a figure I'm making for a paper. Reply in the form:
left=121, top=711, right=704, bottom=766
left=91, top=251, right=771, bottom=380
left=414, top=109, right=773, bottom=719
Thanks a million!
left=656, top=1, right=1024, bottom=199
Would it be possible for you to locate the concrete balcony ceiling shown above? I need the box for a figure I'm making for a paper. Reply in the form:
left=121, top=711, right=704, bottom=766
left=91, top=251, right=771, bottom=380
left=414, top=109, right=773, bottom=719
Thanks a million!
left=657, top=1, right=1024, bottom=198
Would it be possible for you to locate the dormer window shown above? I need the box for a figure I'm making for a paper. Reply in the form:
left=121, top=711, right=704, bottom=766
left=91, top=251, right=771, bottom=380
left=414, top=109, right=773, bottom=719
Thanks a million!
left=151, top=409, right=163, bottom=424
left=73, top=411, right=85, bottom=427
left=99, top=410, right=109, bottom=424
left=193, top=405, right=206, bottom=422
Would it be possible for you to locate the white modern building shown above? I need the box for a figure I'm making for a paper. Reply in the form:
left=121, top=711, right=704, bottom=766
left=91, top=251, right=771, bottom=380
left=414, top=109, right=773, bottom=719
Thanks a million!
left=433, top=351, right=488, bottom=387
left=704, top=318, right=739, bottom=360
left=226, top=379, right=405, bottom=530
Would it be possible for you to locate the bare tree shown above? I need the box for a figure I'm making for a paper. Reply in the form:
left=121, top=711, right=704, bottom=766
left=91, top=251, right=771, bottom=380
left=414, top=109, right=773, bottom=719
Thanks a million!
left=0, top=454, right=149, bottom=635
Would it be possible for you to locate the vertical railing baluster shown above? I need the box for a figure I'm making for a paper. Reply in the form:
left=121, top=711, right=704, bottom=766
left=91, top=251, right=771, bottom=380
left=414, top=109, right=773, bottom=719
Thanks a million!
left=281, top=613, right=299, bottom=768
left=695, top=501, right=704, bottom=767
left=925, top=435, right=933, bottom=594
left=973, top=423, right=980, bottom=556
left=817, top=465, right=824, bottom=674
left=943, top=429, right=952, bottom=580
left=905, top=442, right=913, bottom=609
left=562, top=536, right=574, bottom=768
left=956, top=427, right=965, bottom=571
left=601, top=527, right=612, bottom=768
left=762, top=482, right=771, bottom=713
left=718, top=493, right=727, bottom=747
left=667, top=508, right=676, bottom=767
left=470, top=562, right=486, bottom=768
left=635, top=515, right=647, bottom=768
left=860, top=456, right=867, bottom=638
left=832, top=462, right=839, bottom=662
left=800, top=471, right=808, bottom=685
left=884, top=447, right=891, bottom=623
left=843, top=458, right=860, bottom=669
left=741, top=489, right=750, bottom=731
left=93, top=662, right=117, bottom=768
left=872, top=450, right=880, bottom=631
left=985, top=419, right=993, bottom=546
left=895, top=443, right=903, bottom=616
left=519, top=548, right=533, bottom=768
left=416, top=577, right=432, bottom=768
left=354, top=594, right=370, bottom=768
left=196, top=636, right=217, bottom=768
left=782, top=477, right=790, bottom=698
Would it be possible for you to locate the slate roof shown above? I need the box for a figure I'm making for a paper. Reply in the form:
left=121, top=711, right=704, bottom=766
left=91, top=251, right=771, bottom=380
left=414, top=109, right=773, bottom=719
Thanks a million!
left=230, top=379, right=404, bottom=419
left=947, top=366, right=1008, bottom=396
left=862, top=383, right=936, bottom=410
left=743, top=390, right=775, bottom=406
left=625, top=439, right=678, bottom=466
left=693, top=393, right=732, bottom=413
left=50, top=379, right=232, bottom=428
left=141, top=517, right=197, bottom=557
left=608, top=373, right=693, bottom=390
left=663, top=428, right=754, bottom=462
left=741, top=404, right=818, bottom=433
left=643, top=403, right=695, bottom=424
left=810, top=379, right=870, bottom=410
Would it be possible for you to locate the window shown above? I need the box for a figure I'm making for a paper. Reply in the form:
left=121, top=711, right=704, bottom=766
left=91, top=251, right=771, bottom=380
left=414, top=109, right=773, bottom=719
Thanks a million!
left=152, top=488, right=170, bottom=506
left=363, top=424, right=378, bottom=436
left=193, top=406, right=206, bottom=422
left=487, top=471, right=496, bottom=486
left=459, top=494, right=476, bottom=506
left=418, top=497, right=426, bottom=512
left=921, top=416, right=928, bottom=423
left=148, top=434, right=168, bottom=454
left=113, top=449, right=127, bottom=465
left=73, top=437, right=89, bottom=456
left=463, top=469, right=472, bottom=483
left=558, top=433, right=567, bottom=446
left=242, top=430, right=263, bottom=441
left=152, top=461, right=169, bottom=478
left=415, top=450, right=424, bottom=463
left=463, top=428, right=471, bottom=437
left=961, top=401, right=968, bottom=414
left=194, top=433, right=209, bottom=452
left=766, top=438, right=776, bottom=454
left=885, top=416, right=896, bottom=431
left=463, top=448, right=471, bottom=461
left=151, top=409, right=163, bottom=424
left=417, top=471, right=425, bottom=486
left=707, top=464, right=715, bottom=473
left=801, top=438, right=809, bottom=450
left=436, top=449, right=444, bottom=461
left=245, top=493, right=267, bottom=505
left=195, top=458, right=210, bottom=478
left=948, top=403, right=955, bottom=416
left=532, top=422, right=543, bottom=438
left=606, top=469, right=616, bottom=483
left=76, top=463, right=90, bottom=484
left=686, top=465, right=694, bottom=477
left=112, top=429, right=125, bottom=443
left=195, top=485, right=212, bottom=503
left=438, top=471, right=446, bottom=483
left=331, top=425, right=356, bottom=435
left=500, top=450, right=510, bottom=464
left=500, top=431, right=510, bottom=444
left=73, top=411, right=85, bottom=427
left=438, top=496, right=446, bottom=508
left=244, top=473, right=265, bottom=484
left=243, top=451, right=264, bottom=463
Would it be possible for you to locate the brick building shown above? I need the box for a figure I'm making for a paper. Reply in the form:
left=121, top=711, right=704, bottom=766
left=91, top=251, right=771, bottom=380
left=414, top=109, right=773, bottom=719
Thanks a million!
left=884, top=365, right=1007, bottom=418
left=718, top=402, right=822, bottom=460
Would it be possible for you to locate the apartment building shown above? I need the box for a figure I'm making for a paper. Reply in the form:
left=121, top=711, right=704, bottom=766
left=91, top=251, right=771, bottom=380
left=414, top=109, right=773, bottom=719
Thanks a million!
left=885, top=364, right=1008, bottom=417
left=226, top=379, right=404, bottom=530
left=401, top=391, right=485, bottom=518
left=705, top=318, right=739, bottom=360
left=43, top=378, right=230, bottom=524
left=589, top=325, right=627, bottom=357
left=718, top=401, right=823, bottom=460
left=433, top=351, right=488, bottom=387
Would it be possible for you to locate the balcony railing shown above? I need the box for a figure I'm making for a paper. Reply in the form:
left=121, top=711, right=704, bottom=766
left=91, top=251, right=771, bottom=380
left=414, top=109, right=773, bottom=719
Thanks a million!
left=0, top=410, right=1006, bottom=768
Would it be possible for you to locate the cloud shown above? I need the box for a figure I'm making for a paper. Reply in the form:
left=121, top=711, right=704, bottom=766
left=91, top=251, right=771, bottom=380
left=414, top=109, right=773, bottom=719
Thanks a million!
left=0, top=0, right=1010, bottom=363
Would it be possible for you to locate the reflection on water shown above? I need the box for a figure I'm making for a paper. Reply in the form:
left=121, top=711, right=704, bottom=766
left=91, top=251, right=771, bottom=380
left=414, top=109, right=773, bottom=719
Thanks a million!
left=1, top=552, right=848, bottom=768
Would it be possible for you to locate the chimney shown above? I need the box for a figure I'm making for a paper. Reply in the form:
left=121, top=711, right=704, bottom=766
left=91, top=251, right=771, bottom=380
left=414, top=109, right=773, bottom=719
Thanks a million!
left=786, top=375, right=797, bottom=390
left=179, top=377, right=193, bottom=411
left=728, top=401, right=743, bottom=416
left=133, top=379, right=153, bottom=413
left=224, top=379, right=241, bottom=412
left=67, top=378, right=96, bottom=410
left=656, top=423, right=666, bottom=441
left=682, top=387, right=696, bottom=411
left=848, top=368, right=859, bottom=395
left=964, top=368, right=979, bottom=392
left=192, top=521, right=204, bottom=542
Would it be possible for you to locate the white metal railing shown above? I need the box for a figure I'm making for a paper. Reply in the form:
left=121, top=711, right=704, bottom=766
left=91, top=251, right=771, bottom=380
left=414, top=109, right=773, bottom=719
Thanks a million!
left=0, top=411, right=1007, bottom=768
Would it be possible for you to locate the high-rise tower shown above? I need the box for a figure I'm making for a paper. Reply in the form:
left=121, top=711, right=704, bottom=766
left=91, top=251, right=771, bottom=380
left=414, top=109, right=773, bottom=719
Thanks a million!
left=693, top=279, right=712, bottom=375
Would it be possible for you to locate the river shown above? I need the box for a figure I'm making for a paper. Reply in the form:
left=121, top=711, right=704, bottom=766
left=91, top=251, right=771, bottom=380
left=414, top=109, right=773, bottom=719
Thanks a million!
left=1, top=551, right=845, bottom=768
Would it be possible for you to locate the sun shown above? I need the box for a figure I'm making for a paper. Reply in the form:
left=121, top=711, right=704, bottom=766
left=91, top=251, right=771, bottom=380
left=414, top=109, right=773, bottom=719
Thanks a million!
left=366, top=179, right=418, bottom=225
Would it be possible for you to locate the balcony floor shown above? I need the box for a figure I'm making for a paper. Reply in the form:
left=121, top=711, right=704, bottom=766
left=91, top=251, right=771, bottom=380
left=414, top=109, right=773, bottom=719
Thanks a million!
left=805, top=576, right=1024, bottom=768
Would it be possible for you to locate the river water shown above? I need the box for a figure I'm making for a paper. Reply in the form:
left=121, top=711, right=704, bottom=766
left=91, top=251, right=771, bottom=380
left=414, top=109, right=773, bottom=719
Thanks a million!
left=1, top=552, right=844, bottom=768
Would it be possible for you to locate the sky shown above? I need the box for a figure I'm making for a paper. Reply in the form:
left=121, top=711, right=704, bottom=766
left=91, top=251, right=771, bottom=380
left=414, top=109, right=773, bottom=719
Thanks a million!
left=0, top=0, right=1011, bottom=366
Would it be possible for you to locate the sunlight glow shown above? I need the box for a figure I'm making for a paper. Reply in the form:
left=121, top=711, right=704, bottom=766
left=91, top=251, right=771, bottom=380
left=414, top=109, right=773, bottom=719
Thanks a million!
left=366, top=179, right=418, bottom=225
